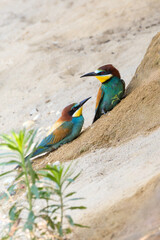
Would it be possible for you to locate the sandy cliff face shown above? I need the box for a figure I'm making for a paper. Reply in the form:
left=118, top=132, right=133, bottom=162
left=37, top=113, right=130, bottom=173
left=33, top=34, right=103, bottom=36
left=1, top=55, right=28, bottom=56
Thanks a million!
left=127, top=32, right=160, bottom=93
left=37, top=32, right=160, bottom=167
left=73, top=174, right=160, bottom=240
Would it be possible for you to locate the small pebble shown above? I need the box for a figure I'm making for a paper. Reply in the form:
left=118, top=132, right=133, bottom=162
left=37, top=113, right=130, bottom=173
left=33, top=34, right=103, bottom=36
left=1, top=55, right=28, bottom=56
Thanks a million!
left=45, top=99, right=51, bottom=104
left=23, top=120, right=35, bottom=129
left=33, top=113, right=40, bottom=121
left=30, top=108, right=38, bottom=116
left=38, top=127, right=44, bottom=133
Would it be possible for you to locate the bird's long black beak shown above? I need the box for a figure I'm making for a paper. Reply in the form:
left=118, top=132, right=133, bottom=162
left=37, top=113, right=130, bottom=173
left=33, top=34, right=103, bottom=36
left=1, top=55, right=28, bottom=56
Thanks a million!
left=70, top=97, right=91, bottom=116
left=78, top=96, right=91, bottom=108
left=80, top=72, right=97, bottom=78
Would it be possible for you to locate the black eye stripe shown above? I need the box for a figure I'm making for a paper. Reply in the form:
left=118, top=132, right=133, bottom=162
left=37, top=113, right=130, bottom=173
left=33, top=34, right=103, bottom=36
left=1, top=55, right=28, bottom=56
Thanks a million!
left=99, top=71, right=106, bottom=75
left=71, top=106, right=78, bottom=112
left=98, top=70, right=111, bottom=75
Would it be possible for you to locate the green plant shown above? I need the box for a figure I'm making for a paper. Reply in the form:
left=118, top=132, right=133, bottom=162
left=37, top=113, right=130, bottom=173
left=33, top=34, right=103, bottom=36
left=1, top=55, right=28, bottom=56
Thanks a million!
left=0, top=129, right=87, bottom=239
left=38, top=164, right=88, bottom=237
left=0, top=129, right=39, bottom=238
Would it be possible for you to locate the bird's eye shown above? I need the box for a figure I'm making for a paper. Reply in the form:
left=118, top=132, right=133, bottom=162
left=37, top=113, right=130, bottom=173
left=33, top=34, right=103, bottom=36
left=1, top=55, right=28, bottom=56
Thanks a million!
left=99, top=71, right=106, bottom=75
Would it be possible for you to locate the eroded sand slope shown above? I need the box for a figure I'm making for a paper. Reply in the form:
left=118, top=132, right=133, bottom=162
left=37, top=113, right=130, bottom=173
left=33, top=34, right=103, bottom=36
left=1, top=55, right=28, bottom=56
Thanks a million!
left=35, top=32, right=160, bottom=168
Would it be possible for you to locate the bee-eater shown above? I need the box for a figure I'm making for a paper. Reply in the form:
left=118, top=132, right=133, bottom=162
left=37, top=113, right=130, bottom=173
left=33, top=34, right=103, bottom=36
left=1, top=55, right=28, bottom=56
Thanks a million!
left=81, top=64, right=125, bottom=123
left=26, top=97, right=91, bottom=160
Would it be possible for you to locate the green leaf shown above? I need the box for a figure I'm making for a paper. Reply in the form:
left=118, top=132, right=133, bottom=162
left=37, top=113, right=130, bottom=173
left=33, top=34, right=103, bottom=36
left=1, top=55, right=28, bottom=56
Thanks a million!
left=40, top=215, right=55, bottom=230
left=41, top=206, right=60, bottom=215
left=67, top=206, right=86, bottom=210
left=25, top=129, right=38, bottom=155
left=0, top=134, right=15, bottom=145
left=67, top=197, right=85, bottom=201
left=11, top=131, right=20, bottom=148
left=31, top=184, right=39, bottom=198
left=8, top=184, right=17, bottom=195
left=27, top=159, right=38, bottom=184
left=0, top=169, right=15, bottom=177
left=0, top=152, right=18, bottom=159
left=66, top=178, right=74, bottom=183
left=54, top=189, right=61, bottom=196
left=65, top=192, right=76, bottom=198
left=24, top=211, right=35, bottom=230
left=19, top=129, right=25, bottom=146
left=24, top=129, right=32, bottom=145
left=56, top=222, right=63, bottom=236
left=65, top=215, right=74, bottom=226
left=13, top=208, right=22, bottom=221
left=9, top=205, right=17, bottom=221
left=0, top=184, right=16, bottom=200
left=65, top=228, right=72, bottom=234
left=51, top=207, right=60, bottom=214
left=49, top=168, right=61, bottom=185
left=63, top=162, right=72, bottom=178
left=40, top=204, right=61, bottom=212
left=0, top=143, right=19, bottom=152
left=74, top=223, right=89, bottom=228
left=44, top=173, right=59, bottom=185
left=57, top=165, right=64, bottom=184
left=15, top=171, right=24, bottom=181
left=44, top=164, right=59, bottom=173
left=65, top=172, right=81, bottom=189
left=38, top=190, right=51, bottom=199
left=0, top=160, right=21, bottom=166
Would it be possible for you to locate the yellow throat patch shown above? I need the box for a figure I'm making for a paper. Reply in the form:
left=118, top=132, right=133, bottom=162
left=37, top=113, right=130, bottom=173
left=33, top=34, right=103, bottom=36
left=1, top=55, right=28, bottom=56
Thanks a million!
left=95, top=74, right=113, bottom=83
left=73, top=107, right=83, bottom=117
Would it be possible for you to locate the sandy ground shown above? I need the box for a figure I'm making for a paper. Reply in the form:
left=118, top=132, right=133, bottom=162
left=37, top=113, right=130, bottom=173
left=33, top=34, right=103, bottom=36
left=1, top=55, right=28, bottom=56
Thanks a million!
left=70, top=129, right=160, bottom=240
left=0, top=0, right=160, bottom=239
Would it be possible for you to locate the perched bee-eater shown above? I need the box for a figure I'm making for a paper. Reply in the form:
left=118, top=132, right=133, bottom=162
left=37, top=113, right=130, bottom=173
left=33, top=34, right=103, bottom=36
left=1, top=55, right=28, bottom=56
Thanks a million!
left=26, top=97, right=91, bottom=160
left=81, top=64, right=125, bottom=123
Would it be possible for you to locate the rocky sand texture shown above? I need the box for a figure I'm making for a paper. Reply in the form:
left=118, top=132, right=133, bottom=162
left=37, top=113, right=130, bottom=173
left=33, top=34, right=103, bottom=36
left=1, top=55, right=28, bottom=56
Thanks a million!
left=34, top=32, right=160, bottom=168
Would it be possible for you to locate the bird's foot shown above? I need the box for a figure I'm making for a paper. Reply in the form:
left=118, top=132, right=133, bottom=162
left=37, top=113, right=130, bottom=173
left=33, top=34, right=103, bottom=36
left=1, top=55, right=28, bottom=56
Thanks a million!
left=102, top=109, right=107, bottom=115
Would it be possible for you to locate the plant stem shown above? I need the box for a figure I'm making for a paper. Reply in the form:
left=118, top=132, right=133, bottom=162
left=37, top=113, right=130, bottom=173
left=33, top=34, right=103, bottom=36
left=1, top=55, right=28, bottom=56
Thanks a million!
left=24, top=169, right=32, bottom=211
left=60, top=186, right=63, bottom=236
left=21, top=154, right=32, bottom=211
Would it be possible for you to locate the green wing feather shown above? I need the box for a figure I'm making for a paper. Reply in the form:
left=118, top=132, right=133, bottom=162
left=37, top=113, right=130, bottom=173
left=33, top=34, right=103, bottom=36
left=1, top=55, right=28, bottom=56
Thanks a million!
left=31, top=121, right=73, bottom=157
